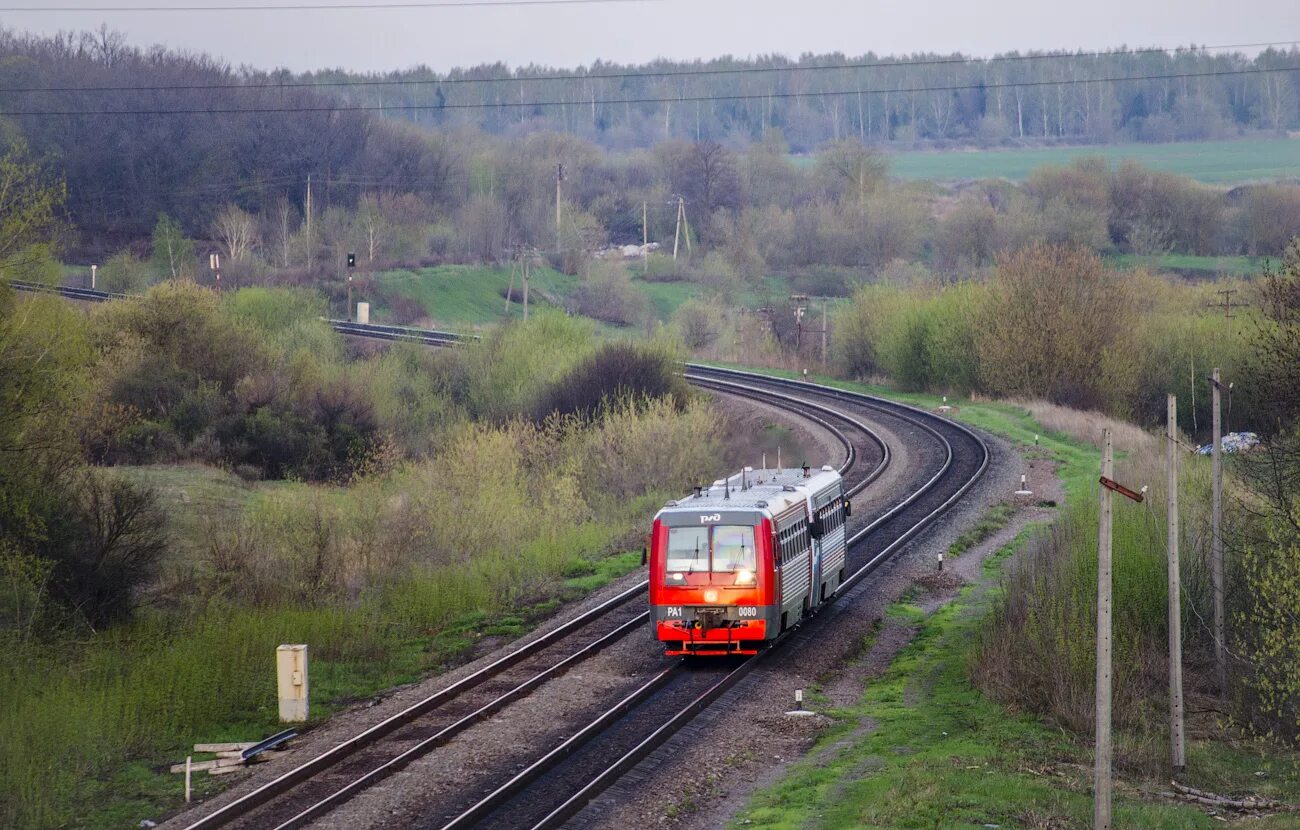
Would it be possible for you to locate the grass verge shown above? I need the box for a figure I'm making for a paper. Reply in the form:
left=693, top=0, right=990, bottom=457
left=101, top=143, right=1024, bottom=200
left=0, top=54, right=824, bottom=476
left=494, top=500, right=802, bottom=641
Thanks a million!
left=731, top=531, right=1300, bottom=829
left=1, top=542, right=645, bottom=830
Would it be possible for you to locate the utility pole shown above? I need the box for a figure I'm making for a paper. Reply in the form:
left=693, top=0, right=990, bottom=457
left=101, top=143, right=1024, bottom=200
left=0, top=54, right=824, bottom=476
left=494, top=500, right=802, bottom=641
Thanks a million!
left=821, top=301, right=828, bottom=366
left=1207, top=288, right=1248, bottom=320
left=1166, top=394, right=1186, bottom=771
left=1094, top=428, right=1114, bottom=830
left=305, top=174, right=314, bottom=272
left=555, top=163, right=565, bottom=255
left=1210, top=367, right=1225, bottom=691
left=673, top=197, right=683, bottom=261
left=522, top=250, right=530, bottom=322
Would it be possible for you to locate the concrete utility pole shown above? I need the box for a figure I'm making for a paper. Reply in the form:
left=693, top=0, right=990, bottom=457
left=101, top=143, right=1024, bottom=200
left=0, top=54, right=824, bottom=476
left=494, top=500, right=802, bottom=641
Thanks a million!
left=555, top=163, right=565, bottom=254
left=522, top=251, right=530, bottom=322
left=1095, top=428, right=1114, bottom=830
left=1210, top=367, right=1226, bottom=691
left=673, top=197, right=683, bottom=261
left=1166, top=394, right=1186, bottom=771
left=305, top=174, right=314, bottom=272
left=821, top=301, right=829, bottom=366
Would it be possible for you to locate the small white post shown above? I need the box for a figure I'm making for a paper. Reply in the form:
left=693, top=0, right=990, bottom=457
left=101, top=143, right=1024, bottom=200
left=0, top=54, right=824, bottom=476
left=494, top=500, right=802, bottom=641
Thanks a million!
left=937, top=552, right=944, bottom=571
left=794, top=689, right=804, bottom=710
left=90, top=264, right=97, bottom=290
left=1015, top=474, right=1033, bottom=496
left=185, top=756, right=192, bottom=803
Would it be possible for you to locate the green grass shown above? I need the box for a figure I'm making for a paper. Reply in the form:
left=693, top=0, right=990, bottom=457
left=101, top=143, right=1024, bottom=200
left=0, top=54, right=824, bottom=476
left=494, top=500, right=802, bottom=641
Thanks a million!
left=947, top=502, right=1017, bottom=558
left=1, top=532, right=646, bottom=830
left=1109, top=253, right=1268, bottom=277
left=731, top=532, right=1300, bottom=830
left=884, top=136, right=1300, bottom=183
left=373, top=263, right=580, bottom=327
left=374, top=263, right=799, bottom=330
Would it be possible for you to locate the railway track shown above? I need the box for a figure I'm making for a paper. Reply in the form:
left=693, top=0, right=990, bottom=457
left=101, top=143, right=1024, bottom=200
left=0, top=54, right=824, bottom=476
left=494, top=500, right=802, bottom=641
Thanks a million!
left=176, top=373, right=872, bottom=830
left=14, top=284, right=989, bottom=828
left=411, top=368, right=989, bottom=830
left=4, top=280, right=472, bottom=346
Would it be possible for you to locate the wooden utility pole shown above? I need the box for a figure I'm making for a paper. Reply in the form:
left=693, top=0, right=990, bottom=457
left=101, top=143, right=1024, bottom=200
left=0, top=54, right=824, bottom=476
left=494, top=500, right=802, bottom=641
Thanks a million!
left=1211, top=367, right=1225, bottom=691
left=1207, top=288, right=1248, bottom=320
left=305, top=174, right=313, bottom=271
left=1095, top=428, right=1114, bottom=830
left=1166, top=394, right=1186, bottom=771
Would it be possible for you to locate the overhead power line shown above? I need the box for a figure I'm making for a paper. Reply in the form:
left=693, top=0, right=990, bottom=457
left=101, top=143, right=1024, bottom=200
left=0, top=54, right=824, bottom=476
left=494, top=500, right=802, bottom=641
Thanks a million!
left=3, top=65, right=1298, bottom=117
left=0, top=40, right=1294, bottom=94
left=0, top=0, right=654, bottom=10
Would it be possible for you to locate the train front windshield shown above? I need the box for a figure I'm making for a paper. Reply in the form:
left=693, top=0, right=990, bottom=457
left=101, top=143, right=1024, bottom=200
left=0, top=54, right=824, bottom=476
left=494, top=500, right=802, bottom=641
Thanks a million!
left=665, top=526, right=757, bottom=583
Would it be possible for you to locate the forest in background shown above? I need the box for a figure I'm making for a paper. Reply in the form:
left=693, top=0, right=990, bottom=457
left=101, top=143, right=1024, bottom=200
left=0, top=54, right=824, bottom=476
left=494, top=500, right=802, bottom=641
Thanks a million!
left=1, top=28, right=1298, bottom=251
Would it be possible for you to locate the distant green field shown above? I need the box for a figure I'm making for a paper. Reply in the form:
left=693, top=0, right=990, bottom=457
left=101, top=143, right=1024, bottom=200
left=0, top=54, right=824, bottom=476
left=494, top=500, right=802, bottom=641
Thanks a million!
left=374, top=263, right=796, bottom=329
left=885, top=137, right=1300, bottom=183
left=1108, top=253, right=1267, bottom=277
left=374, top=263, right=579, bottom=328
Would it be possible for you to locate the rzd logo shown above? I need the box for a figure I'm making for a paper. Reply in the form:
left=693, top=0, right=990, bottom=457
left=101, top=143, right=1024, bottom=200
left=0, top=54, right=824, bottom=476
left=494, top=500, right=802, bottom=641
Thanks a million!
left=699, top=513, right=721, bottom=523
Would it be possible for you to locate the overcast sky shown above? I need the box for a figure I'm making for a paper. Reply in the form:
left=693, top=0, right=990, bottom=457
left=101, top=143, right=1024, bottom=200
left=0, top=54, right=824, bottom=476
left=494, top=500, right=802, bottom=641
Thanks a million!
left=1, top=0, right=1297, bottom=74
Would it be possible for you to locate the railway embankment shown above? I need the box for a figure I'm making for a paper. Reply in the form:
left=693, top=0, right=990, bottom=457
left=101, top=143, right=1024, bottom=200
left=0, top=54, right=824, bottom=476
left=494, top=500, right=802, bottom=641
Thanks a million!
left=605, top=373, right=1300, bottom=830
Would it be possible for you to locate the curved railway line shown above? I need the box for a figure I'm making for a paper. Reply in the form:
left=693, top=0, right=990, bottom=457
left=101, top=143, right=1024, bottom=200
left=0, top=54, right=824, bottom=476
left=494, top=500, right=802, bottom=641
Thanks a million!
left=8, top=282, right=989, bottom=829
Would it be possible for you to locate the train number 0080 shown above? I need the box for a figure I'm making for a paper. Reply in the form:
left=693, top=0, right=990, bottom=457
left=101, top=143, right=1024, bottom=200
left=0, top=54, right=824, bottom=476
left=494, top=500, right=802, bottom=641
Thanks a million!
left=737, top=606, right=758, bottom=618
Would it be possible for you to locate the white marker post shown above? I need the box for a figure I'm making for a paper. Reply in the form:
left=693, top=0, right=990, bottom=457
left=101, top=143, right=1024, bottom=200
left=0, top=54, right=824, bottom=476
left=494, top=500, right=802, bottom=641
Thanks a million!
left=185, top=755, right=192, bottom=803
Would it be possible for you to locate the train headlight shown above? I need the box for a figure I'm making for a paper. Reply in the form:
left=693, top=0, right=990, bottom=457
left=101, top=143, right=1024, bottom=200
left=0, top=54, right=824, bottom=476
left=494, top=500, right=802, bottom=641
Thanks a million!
left=735, top=569, right=755, bottom=585
left=704, top=589, right=719, bottom=603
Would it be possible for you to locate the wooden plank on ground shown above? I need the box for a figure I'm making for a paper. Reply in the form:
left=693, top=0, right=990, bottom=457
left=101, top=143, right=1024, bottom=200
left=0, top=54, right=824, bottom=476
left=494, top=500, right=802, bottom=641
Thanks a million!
left=193, top=742, right=256, bottom=753
left=169, top=757, right=246, bottom=774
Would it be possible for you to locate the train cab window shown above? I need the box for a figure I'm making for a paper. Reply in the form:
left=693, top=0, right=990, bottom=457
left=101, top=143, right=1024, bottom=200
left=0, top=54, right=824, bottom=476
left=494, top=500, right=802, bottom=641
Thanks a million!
left=665, top=525, right=757, bottom=584
left=713, top=526, right=756, bottom=573
left=666, top=527, right=710, bottom=574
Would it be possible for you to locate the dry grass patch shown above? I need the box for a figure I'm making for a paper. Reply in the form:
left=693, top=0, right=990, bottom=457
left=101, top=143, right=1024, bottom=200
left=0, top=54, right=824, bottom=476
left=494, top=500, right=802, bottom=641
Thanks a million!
left=1009, top=397, right=1155, bottom=452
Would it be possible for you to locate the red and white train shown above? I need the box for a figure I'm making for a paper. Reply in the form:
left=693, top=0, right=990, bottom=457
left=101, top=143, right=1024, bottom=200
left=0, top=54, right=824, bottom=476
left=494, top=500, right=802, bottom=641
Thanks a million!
left=647, top=465, right=850, bottom=656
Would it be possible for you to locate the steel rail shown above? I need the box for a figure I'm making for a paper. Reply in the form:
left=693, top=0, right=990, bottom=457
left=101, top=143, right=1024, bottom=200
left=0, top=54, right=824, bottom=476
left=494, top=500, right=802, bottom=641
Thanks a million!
left=177, top=363, right=863, bottom=830
left=271, top=612, right=650, bottom=830
left=180, top=581, right=649, bottom=830
left=684, top=374, right=887, bottom=494
left=7, top=279, right=120, bottom=301
left=438, top=664, right=687, bottom=830
left=458, top=372, right=989, bottom=829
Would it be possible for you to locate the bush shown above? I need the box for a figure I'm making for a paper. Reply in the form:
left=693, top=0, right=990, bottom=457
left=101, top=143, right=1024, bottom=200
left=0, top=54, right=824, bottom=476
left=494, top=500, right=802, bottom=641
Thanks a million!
left=98, top=251, right=151, bottom=294
left=533, top=342, right=688, bottom=421
left=571, top=263, right=647, bottom=326
left=974, top=443, right=1214, bottom=736
left=41, top=472, right=167, bottom=628
left=976, top=245, right=1139, bottom=412
left=672, top=300, right=720, bottom=350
